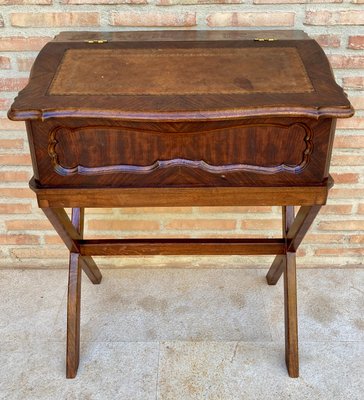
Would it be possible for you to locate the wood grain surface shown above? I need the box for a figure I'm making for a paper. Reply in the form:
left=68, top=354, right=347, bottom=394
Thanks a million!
left=8, top=30, right=354, bottom=379
left=8, top=30, right=353, bottom=121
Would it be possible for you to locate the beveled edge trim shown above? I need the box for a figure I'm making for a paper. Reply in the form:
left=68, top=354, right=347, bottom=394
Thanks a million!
left=29, top=176, right=333, bottom=208
left=8, top=105, right=355, bottom=122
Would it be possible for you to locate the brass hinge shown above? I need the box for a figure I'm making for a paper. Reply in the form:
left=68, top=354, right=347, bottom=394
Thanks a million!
left=254, top=38, right=276, bottom=42
left=84, top=40, right=108, bottom=44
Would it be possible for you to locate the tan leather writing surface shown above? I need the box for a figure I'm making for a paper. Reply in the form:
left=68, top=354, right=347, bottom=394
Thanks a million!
left=49, top=47, right=313, bottom=96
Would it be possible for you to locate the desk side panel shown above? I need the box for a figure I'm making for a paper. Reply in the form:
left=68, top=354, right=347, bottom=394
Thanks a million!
left=25, top=120, right=40, bottom=181
left=29, top=117, right=334, bottom=188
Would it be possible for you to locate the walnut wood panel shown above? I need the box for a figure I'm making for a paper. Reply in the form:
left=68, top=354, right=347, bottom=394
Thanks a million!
left=30, top=117, right=332, bottom=187
left=8, top=31, right=353, bottom=121
left=48, top=122, right=312, bottom=176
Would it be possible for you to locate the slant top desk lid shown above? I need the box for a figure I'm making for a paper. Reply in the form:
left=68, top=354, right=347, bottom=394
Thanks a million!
left=8, top=30, right=353, bottom=122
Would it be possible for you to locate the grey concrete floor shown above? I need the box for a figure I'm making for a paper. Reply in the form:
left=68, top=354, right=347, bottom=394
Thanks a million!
left=0, top=267, right=363, bottom=399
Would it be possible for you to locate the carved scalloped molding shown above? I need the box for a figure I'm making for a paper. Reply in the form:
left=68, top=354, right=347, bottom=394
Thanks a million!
left=48, top=123, right=313, bottom=176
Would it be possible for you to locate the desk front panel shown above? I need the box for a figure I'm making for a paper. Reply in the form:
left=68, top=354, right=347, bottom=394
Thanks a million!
left=28, top=117, right=334, bottom=188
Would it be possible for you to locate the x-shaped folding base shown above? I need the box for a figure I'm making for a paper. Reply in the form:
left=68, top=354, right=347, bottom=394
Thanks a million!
left=42, top=204, right=321, bottom=378
left=266, top=205, right=321, bottom=377
left=42, top=207, right=102, bottom=378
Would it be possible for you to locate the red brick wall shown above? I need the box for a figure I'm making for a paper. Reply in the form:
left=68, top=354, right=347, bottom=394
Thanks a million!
left=0, top=1, right=363, bottom=268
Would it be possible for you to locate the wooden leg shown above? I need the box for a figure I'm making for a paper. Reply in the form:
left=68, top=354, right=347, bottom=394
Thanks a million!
left=42, top=207, right=102, bottom=377
left=71, top=208, right=102, bottom=284
left=266, top=256, right=285, bottom=285
left=66, top=252, right=81, bottom=379
left=266, top=206, right=294, bottom=285
left=287, top=205, right=321, bottom=252
left=266, top=205, right=321, bottom=377
left=42, top=207, right=81, bottom=252
left=79, top=256, right=102, bottom=284
left=284, top=251, right=299, bottom=378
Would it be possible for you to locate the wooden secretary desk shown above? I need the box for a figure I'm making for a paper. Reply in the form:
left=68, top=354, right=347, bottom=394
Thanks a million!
left=8, top=30, right=353, bottom=378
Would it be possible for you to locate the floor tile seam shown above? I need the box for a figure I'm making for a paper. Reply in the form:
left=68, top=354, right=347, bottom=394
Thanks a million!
left=2, top=266, right=363, bottom=272
left=254, top=269, right=276, bottom=342
left=1, top=340, right=362, bottom=356
left=33, top=339, right=364, bottom=344
left=155, top=342, right=161, bottom=400
left=50, top=283, right=68, bottom=332
left=0, top=266, right=364, bottom=273
left=99, top=267, right=364, bottom=270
